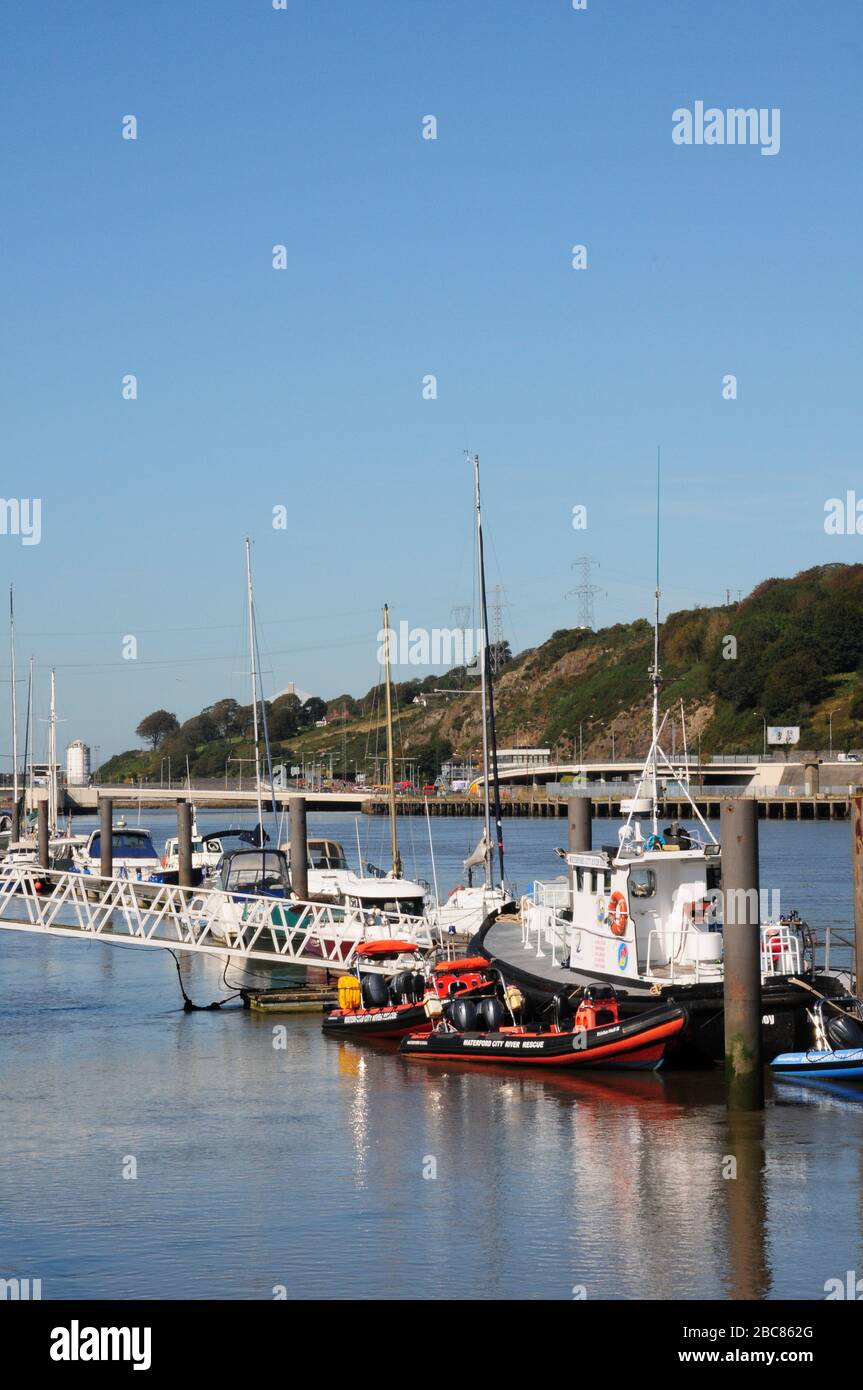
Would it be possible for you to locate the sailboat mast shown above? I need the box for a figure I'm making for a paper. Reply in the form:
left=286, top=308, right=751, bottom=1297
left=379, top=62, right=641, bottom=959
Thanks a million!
left=382, top=604, right=402, bottom=878
left=27, top=656, right=34, bottom=809
left=49, top=668, right=57, bottom=835
left=649, top=448, right=662, bottom=836
left=244, top=538, right=264, bottom=842
left=21, top=657, right=32, bottom=829
left=473, top=455, right=505, bottom=888
left=473, top=461, right=493, bottom=887
left=10, top=587, right=18, bottom=809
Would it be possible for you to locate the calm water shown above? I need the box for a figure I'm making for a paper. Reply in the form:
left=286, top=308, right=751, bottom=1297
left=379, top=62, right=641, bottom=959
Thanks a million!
left=0, top=812, right=861, bottom=1301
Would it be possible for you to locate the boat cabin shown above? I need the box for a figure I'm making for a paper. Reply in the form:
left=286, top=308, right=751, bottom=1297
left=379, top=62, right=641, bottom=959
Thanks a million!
left=74, top=826, right=161, bottom=880
left=217, top=848, right=291, bottom=898
left=565, top=822, right=724, bottom=984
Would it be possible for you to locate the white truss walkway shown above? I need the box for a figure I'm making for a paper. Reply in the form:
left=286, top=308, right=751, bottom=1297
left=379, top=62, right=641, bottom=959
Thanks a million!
left=0, top=868, right=433, bottom=970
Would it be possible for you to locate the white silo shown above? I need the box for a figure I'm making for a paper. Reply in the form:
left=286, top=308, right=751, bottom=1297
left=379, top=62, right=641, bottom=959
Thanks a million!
left=66, top=740, right=91, bottom=787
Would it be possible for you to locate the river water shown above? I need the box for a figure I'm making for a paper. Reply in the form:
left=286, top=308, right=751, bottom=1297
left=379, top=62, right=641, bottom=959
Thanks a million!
left=0, top=811, right=860, bottom=1301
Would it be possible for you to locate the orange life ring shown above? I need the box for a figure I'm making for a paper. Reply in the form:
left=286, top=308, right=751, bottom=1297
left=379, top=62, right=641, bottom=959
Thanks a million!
left=608, top=891, right=628, bottom=937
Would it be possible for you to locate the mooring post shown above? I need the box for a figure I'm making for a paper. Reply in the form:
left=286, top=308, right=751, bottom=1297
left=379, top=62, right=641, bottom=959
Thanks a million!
left=177, top=799, right=193, bottom=891
left=100, top=796, right=113, bottom=880
left=721, top=798, right=764, bottom=1110
left=853, top=793, right=863, bottom=994
left=290, top=796, right=308, bottom=901
left=37, top=799, right=49, bottom=870
left=568, top=796, right=592, bottom=854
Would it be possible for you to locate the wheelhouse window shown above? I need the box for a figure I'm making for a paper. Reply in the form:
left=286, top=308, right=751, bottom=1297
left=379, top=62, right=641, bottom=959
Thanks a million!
left=629, top=867, right=656, bottom=898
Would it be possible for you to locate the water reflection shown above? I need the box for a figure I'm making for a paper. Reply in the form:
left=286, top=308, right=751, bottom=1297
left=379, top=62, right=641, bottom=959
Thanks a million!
left=2, top=809, right=863, bottom=1300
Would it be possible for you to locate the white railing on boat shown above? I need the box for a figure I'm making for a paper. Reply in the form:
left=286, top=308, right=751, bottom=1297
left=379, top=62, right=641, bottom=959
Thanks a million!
left=521, top=883, right=570, bottom=966
left=645, top=922, right=806, bottom=985
left=0, top=867, right=433, bottom=968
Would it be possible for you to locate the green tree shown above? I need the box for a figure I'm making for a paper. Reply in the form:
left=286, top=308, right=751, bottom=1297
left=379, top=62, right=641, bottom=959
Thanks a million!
left=135, top=710, right=180, bottom=750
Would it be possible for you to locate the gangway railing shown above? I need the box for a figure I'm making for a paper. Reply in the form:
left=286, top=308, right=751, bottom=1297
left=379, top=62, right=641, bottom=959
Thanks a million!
left=0, top=868, right=433, bottom=969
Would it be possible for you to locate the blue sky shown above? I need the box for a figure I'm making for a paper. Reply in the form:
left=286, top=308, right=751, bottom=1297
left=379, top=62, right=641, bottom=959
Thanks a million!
left=1, top=0, right=861, bottom=761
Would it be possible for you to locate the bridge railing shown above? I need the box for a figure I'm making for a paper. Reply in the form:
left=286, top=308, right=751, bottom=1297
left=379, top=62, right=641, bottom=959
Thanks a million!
left=0, top=868, right=433, bottom=968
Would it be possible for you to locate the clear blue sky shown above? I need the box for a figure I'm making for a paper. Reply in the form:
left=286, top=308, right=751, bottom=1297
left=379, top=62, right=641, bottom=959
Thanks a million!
left=1, top=0, right=860, bottom=762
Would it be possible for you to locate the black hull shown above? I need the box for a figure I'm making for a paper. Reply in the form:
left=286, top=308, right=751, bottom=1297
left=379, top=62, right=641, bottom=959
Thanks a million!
left=323, top=1001, right=430, bottom=1040
left=473, top=923, right=842, bottom=1064
left=400, top=1003, right=687, bottom=1071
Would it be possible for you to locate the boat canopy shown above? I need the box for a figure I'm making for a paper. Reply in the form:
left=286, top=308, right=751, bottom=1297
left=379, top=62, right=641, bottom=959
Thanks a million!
left=355, top=939, right=420, bottom=958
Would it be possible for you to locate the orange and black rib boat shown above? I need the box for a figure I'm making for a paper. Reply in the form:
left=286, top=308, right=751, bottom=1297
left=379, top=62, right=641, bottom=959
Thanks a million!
left=399, top=986, right=687, bottom=1071
left=322, top=942, right=496, bottom=1042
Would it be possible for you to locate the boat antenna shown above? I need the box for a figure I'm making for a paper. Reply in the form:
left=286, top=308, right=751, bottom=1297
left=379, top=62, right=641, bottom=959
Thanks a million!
left=244, top=538, right=265, bottom=845
left=649, top=448, right=662, bottom=835
left=472, top=453, right=505, bottom=888
left=382, top=604, right=403, bottom=878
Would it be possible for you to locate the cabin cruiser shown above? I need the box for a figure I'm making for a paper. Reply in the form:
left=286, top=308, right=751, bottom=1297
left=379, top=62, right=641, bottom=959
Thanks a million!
left=195, top=847, right=432, bottom=956
left=70, top=824, right=162, bottom=881
left=161, top=825, right=262, bottom=880
left=279, top=836, right=352, bottom=898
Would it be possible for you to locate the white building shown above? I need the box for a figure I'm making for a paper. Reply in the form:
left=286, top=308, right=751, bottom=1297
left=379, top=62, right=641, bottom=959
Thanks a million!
left=66, top=740, right=91, bottom=787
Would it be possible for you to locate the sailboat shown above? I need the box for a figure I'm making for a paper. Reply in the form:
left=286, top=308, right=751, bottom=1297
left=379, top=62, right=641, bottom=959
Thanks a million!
left=297, top=604, right=430, bottom=919
left=476, top=454, right=841, bottom=1061
left=434, top=454, right=513, bottom=939
left=203, top=547, right=430, bottom=966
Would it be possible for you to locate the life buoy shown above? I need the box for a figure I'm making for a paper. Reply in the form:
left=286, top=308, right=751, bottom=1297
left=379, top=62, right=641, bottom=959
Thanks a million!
left=608, top=891, right=628, bottom=937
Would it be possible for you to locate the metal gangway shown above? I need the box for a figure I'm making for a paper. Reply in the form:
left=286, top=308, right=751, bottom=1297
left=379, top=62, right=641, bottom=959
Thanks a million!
left=0, top=867, right=434, bottom=970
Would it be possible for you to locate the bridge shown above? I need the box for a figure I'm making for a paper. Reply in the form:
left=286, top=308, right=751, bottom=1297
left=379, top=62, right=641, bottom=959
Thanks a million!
left=0, top=867, right=432, bottom=971
left=26, top=784, right=376, bottom=814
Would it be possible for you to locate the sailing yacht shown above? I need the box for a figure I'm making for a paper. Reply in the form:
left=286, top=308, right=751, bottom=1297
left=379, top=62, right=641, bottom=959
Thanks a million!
left=202, top=549, right=429, bottom=958
left=433, top=455, right=513, bottom=939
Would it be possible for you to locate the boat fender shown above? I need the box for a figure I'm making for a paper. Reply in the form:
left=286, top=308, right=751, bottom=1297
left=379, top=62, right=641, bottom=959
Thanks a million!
left=607, top=890, right=628, bottom=937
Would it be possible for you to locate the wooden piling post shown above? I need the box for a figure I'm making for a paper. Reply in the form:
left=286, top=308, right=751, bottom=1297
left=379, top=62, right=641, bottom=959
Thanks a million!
left=99, top=796, right=113, bottom=879
left=290, top=796, right=308, bottom=900
left=853, top=794, right=863, bottom=994
left=10, top=797, right=20, bottom=845
left=568, top=797, right=592, bottom=854
left=721, top=798, right=764, bottom=1110
left=177, top=799, right=193, bottom=890
left=37, top=800, right=49, bottom=870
